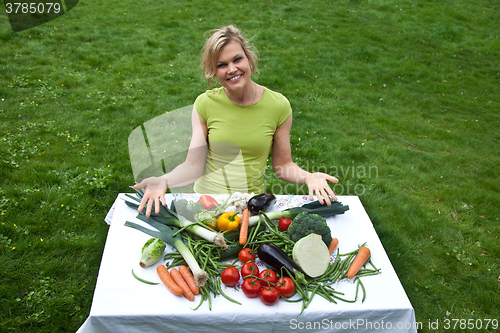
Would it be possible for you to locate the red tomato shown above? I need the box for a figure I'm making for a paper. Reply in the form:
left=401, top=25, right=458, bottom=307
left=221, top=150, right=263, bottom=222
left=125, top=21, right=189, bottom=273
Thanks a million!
left=197, top=195, right=219, bottom=210
left=241, top=277, right=261, bottom=298
left=278, top=218, right=292, bottom=231
left=238, top=248, right=256, bottom=263
left=221, top=266, right=240, bottom=287
left=276, top=277, right=295, bottom=298
left=260, top=286, right=280, bottom=306
left=241, top=262, right=259, bottom=279
left=258, top=269, right=277, bottom=288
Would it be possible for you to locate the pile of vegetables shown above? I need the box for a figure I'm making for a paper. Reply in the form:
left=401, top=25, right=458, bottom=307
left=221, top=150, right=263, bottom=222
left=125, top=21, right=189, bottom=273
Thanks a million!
left=124, top=191, right=381, bottom=314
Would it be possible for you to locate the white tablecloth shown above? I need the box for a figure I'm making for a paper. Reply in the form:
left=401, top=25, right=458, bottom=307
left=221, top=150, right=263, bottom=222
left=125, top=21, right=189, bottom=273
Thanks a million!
left=77, top=194, right=418, bottom=333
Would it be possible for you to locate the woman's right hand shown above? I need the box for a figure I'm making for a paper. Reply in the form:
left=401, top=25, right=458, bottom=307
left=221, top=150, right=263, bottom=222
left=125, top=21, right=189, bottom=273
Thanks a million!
left=133, top=176, right=168, bottom=217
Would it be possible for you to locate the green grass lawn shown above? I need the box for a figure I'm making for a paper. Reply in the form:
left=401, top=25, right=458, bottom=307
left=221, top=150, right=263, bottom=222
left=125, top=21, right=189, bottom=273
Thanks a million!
left=0, top=0, right=499, bottom=332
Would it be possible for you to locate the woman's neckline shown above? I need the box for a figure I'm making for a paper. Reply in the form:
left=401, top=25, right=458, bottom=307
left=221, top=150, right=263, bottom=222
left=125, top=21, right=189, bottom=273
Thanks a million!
left=222, top=85, right=266, bottom=107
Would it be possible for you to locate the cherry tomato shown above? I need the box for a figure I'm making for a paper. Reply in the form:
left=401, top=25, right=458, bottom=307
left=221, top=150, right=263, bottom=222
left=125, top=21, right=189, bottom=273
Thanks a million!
left=258, top=269, right=277, bottom=288
left=241, top=262, right=259, bottom=279
left=197, top=195, right=219, bottom=210
left=260, top=286, right=280, bottom=306
left=276, top=277, right=295, bottom=298
left=238, top=248, right=256, bottom=263
left=221, top=266, right=240, bottom=287
left=241, top=277, right=261, bottom=298
left=278, top=218, right=292, bottom=231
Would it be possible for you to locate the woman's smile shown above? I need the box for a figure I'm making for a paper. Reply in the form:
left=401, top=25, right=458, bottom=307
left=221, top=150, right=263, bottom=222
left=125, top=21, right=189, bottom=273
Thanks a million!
left=228, top=74, right=242, bottom=82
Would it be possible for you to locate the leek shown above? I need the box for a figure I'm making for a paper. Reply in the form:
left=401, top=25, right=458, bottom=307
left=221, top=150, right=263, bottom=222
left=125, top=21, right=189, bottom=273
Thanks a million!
left=248, top=199, right=349, bottom=226
left=123, top=190, right=227, bottom=248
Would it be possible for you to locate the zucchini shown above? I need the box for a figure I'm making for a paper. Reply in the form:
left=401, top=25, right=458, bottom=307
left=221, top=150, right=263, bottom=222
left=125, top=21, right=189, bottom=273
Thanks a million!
left=219, top=243, right=243, bottom=261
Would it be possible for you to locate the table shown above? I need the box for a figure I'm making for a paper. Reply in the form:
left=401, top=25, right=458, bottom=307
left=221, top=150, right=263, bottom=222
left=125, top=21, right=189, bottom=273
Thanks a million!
left=77, top=194, right=418, bottom=333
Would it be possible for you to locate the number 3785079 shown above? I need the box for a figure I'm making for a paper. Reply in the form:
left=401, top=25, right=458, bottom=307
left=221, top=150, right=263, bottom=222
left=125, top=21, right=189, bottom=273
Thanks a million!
left=5, top=2, right=62, bottom=14
left=443, top=318, right=498, bottom=330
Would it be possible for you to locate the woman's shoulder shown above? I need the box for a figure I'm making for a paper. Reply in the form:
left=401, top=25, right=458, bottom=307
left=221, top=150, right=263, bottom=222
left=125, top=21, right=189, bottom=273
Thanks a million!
left=198, top=86, right=225, bottom=98
left=262, top=86, right=291, bottom=107
left=195, top=87, right=226, bottom=105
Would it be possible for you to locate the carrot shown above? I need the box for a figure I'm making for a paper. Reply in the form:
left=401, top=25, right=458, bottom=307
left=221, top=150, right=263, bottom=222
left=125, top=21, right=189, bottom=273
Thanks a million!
left=328, top=238, right=339, bottom=256
left=347, top=246, right=371, bottom=279
left=157, top=265, right=183, bottom=297
left=239, top=209, right=250, bottom=246
left=170, top=268, right=195, bottom=301
left=179, top=265, right=200, bottom=295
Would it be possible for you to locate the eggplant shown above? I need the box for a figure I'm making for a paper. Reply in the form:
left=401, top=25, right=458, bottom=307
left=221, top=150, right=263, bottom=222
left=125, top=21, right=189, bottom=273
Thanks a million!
left=247, top=193, right=276, bottom=215
left=257, top=242, right=302, bottom=278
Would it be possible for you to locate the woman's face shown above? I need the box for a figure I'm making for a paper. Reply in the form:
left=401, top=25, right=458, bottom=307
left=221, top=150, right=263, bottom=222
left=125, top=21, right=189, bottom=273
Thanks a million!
left=215, top=40, right=252, bottom=92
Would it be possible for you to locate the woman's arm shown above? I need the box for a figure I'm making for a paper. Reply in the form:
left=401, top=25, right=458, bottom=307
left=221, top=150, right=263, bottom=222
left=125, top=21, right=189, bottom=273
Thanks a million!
left=133, top=106, right=208, bottom=216
left=271, top=115, right=338, bottom=205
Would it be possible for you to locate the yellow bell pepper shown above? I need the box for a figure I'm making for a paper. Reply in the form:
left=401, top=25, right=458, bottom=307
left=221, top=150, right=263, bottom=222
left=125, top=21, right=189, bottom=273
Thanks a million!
left=217, top=212, right=241, bottom=231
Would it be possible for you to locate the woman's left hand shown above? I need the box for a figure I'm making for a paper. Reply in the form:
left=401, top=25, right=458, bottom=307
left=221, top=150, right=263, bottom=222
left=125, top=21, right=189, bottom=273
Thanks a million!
left=305, top=172, right=339, bottom=206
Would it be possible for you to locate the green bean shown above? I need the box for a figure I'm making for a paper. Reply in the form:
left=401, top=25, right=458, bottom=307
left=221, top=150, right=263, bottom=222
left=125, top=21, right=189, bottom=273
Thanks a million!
left=339, top=242, right=366, bottom=257
left=246, top=216, right=261, bottom=245
left=317, top=285, right=336, bottom=303
left=216, top=278, right=242, bottom=305
left=357, top=268, right=382, bottom=274
left=368, top=258, right=378, bottom=271
left=281, top=294, right=304, bottom=303
left=206, top=286, right=212, bottom=310
left=332, top=294, right=357, bottom=303
left=328, top=289, right=345, bottom=295
left=298, top=298, right=307, bottom=316
left=304, top=285, right=320, bottom=309
left=317, top=258, right=341, bottom=282
left=193, top=287, right=206, bottom=311
left=355, top=278, right=360, bottom=300
left=359, top=278, right=367, bottom=303
left=131, top=269, right=159, bottom=285
left=201, top=247, right=212, bottom=271
left=355, top=270, right=381, bottom=278
left=328, top=266, right=344, bottom=284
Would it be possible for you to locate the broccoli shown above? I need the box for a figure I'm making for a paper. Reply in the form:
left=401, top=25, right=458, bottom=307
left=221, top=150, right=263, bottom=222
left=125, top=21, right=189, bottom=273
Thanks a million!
left=287, top=211, right=332, bottom=246
left=139, top=238, right=166, bottom=268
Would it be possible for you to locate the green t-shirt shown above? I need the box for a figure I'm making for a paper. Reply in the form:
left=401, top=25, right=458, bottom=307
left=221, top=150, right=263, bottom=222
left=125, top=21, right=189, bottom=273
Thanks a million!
left=193, top=86, right=292, bottom=194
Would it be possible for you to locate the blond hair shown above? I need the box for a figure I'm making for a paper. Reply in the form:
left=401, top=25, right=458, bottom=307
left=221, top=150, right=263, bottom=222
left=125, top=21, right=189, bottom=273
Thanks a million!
left=201, top=25, right=259, bottom=87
